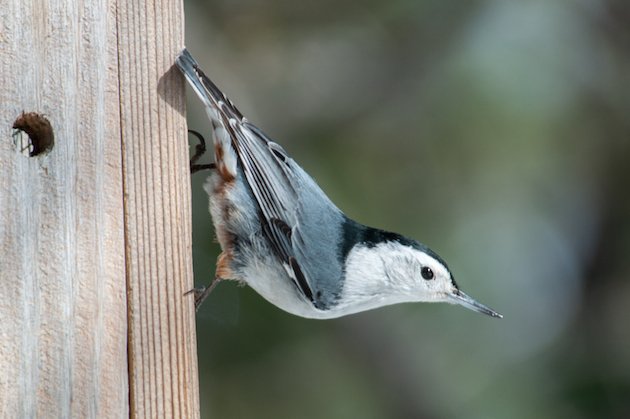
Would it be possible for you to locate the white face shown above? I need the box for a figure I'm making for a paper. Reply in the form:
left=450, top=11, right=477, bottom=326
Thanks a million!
left=377, top=242, right=456, bottom=303
left=337, top=241, right=502, bottom=318
left=337, top=241, right=455, bottom=314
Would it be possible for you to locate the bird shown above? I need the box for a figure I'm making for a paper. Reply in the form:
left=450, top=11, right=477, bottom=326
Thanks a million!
left=176, top=48, right=502, bottom=320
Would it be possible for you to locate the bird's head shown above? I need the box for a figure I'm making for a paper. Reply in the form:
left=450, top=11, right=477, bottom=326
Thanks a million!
left=339, top=230, right=502, bottom=318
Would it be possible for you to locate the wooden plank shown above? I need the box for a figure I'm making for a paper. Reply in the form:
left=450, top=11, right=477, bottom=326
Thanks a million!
left=116, top=1, right=200, bottom=417
left=0, top=0, right=128, bottom=417
left=0, top=0, right=199, bottom=417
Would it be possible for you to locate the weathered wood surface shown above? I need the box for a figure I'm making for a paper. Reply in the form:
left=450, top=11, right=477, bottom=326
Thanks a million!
left=0, top=0, right=199, bottom=417
left=117, top=1, right=200, bottom=417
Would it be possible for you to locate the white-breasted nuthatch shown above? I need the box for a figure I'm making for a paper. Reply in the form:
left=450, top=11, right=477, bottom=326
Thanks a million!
left=176, top=48, right=502, bottom=319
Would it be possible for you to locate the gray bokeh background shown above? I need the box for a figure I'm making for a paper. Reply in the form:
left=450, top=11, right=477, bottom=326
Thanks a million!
left=183, top=1, right=630, bottom=418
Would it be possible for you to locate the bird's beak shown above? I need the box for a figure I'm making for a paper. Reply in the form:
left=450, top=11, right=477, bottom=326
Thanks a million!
left=447, top=289, right=503, bottom=318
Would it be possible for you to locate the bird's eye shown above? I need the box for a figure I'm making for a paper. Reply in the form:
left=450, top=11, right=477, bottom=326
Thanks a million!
left=421, top=266, right=434, bottom=280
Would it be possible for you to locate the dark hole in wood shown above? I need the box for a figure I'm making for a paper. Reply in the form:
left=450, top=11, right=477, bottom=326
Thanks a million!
left=12, top=112, right=54, bottom=157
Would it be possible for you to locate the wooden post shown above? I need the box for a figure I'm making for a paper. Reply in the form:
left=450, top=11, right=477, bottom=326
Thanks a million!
left=0, top=0, right=199, bottom=417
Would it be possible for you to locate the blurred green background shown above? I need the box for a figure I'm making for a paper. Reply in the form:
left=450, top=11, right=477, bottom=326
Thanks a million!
left=182, top=1, right=630, bottom=418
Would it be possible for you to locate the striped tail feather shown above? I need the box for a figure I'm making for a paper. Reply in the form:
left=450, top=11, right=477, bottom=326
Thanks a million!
left=176, top=48, right=241, bottom=180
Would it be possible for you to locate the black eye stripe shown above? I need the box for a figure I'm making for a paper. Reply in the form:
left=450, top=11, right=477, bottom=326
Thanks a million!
left=421, top=266, right=434, bottom=280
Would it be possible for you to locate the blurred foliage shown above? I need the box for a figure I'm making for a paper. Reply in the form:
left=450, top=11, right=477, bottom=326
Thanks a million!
left=183, top=0, right=630, bottom=418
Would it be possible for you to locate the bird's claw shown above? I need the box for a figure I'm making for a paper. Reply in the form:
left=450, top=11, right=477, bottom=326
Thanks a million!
left=184, top=278, right=221, bottom=311
left=188, top=129, right=216, bottom=174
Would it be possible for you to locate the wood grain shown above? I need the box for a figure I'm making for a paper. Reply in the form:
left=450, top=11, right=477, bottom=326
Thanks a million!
left=116, top=0, right=200, bottom=417
left=0, top=0, right=128, bottom=417
left=0, top=0, right=199, bottom=417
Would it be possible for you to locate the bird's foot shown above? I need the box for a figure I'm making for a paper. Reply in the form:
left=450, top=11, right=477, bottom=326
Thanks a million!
left=188, top=129, right=216, bottom=174
left=184, top=277, right=222, bottom=312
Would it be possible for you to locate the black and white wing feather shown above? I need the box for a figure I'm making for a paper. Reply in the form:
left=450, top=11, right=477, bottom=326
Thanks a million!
left=176, top=49, right=345, bottom=309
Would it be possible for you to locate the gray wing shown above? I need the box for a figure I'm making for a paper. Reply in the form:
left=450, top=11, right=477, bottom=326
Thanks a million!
left=177, top=49, right=345, bottom=309
left=237, top=124, right=347, bottom=309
